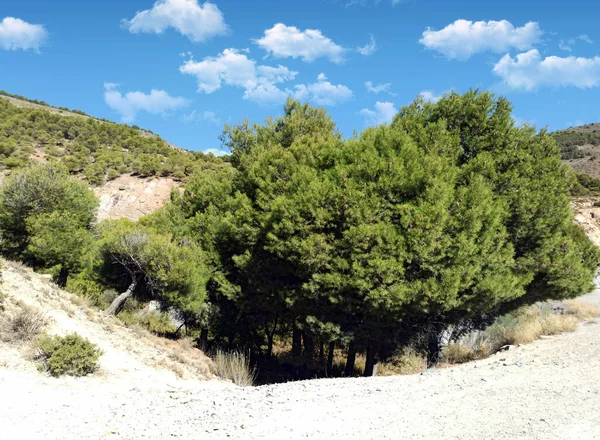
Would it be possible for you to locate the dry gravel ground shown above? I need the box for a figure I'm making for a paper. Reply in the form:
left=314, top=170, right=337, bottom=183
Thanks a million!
left=1, top=262, right=600, bottom=440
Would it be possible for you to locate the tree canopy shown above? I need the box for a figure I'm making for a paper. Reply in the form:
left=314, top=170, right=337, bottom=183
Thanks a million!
left=1, top=92, right=597, bottom=379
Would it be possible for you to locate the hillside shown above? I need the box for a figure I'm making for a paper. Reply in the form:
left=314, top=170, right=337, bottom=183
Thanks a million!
left=0, top=92, right=228, bottom=185
left=552, top=123, right=600, bottom=179
left=0, top=92, right=229, bottom=220
left=1, top=260, right=600, bottom=439
left=0, top=259, right=215, bottom=381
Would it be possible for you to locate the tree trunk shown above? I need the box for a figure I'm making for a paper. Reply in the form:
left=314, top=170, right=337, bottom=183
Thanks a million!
left=427, top=324, right=443, bottom=367
left=344, top=341, right=357, bottom=377
left=326, top=341, right=335, bottom=376
left=318, top=341, right=325, bottom=363
left=292, top=326, right=302, bottom=358
left=364, top=341, right=378, bottom=377
left=56, top=267, right=69, bottom=288
left=104, top=280, right=137, bottom=315
left=302, top=331, right=314, bottom=359
left=198, top=328, right=209, bottom=351
left=266, top=316, right=278, bottom=358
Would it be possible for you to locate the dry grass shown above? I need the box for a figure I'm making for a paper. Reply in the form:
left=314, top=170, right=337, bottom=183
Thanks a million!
left=213, top=349, right=256, bottom=386
left=378, top=347, right=427, bottom=376
left=1, top=304, right=48, bottom=342
left=69, top=294, right=91, bottom=308
left=164, top=338, right=213, bottom=377
left=441, top=302, right=582, bottom=365
left=151, top=357, right=186, bottom=379
left=563, top=300, right=600, bottom=321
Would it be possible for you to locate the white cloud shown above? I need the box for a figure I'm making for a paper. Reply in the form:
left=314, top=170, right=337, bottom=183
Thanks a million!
left=291, top=74, right=353, bottom=106
left=365, top=80, right=394, bottom=95
left=559, top=34, right=594, bottom=52
left=493, top=49, right=600, bottom=90
left=558, top=40, right=572, bottom=52
left=420, top=19, right=543, bottom=60
left=180, top=50, right=353, bottom=106
left=104, top=83, right=190, bottom=123
left=0, top=17, right=47, bottom=52
left=344, top=0, right=405, bottom=5
left=183, top=109, right=221, bottom=125
left=243, top=83, right=289, bottom=105
left=203, top=148, right=229, bottom=156
left=255, top=23, right=345, bottom=63
left=180, top=49, right=257, bottom=93
left=357, top=35, right=377, bottom=56
left=122, top=0, right=228, bottom=43
left=359, top=101, right=397, bottom=125
left=419, top=90, right=443, bottom=103
left=179, top=48, right=298, bottom=104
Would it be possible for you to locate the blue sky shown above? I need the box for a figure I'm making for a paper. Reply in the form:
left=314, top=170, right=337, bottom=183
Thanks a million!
left=1, top=0, right=600, bottom=154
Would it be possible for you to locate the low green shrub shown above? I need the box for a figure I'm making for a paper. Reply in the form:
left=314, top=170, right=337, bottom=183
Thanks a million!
left=118, top=308, right=177, bottom=337
left=34, top=333, right=103, bottom=377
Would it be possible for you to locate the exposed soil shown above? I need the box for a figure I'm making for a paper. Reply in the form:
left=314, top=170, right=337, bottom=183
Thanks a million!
left=94, top=174, right=181, bottom=222
left=572, top=197, right=600, bottom=247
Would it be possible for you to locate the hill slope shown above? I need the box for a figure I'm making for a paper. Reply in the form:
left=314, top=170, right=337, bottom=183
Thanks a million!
left=553, top=123, right=600, bottom=179
left=0, top=259, right=214, bottom=382
left=0, top=93, right=227, bottom=184
left=0, top=92, right=229, bottom=220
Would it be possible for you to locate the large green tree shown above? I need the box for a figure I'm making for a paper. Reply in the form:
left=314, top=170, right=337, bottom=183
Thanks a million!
left=0, top=164, right=97, bottom=284
left=94, top=220, right=209, bottom=318
left=163, top=93, right=600, bottom=376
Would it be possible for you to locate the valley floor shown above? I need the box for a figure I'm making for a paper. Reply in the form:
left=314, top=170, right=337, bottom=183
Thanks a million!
left=1, top=284, right=600, bottom=439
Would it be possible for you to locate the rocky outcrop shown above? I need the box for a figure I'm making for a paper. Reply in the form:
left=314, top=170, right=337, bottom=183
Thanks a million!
left=94, top=175, right=181, bottom=222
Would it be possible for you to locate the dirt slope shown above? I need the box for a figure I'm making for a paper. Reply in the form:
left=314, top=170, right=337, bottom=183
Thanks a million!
left=0, top=260, right=215, bottom=386
left=572, top=197, right=600, bottom=247
left=95, top=175, right=181, bottom=221
left=1, top=260, right=600, bottom=439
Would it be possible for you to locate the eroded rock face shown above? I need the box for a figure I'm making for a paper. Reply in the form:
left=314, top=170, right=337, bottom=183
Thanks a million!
left=572, top=197, right=600, bottom=247
left=94, top=175, right=181, bottom=222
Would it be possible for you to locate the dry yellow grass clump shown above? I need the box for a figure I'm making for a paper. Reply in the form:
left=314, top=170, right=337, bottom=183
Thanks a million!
left=213, top=349, right=256, bottom=386
left=441, top=301, right=598, bottom=365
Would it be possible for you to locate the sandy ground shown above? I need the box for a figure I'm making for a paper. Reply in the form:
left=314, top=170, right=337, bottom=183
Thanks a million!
left=1, top=263, right=600, bottom=439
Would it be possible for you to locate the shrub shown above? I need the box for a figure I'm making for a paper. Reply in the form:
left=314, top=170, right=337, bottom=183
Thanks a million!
left=213, top=349, right=256, bottom=386
left=442, top=332, right=491, bottom=364
left=34, top=333, right=103, bottom=377
left=1, top=305, right=48, bottom=342
left=118, top=308, right=176, bottom=337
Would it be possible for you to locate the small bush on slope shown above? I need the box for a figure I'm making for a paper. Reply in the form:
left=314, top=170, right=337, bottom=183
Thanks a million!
left=34, top=333, right=103, bottom=377
left=1, top=304, right=48, bottom=342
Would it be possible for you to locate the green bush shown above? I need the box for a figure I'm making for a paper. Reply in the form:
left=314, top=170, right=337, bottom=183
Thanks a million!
left=34, top=333, right=103, bottom=377
left=118, top=308, right=177, bottom=337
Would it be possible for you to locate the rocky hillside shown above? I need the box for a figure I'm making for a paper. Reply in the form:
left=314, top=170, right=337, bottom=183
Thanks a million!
left=553, top=123, right=600, bottom=179
left=0, top=92, right=229, bottom=220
